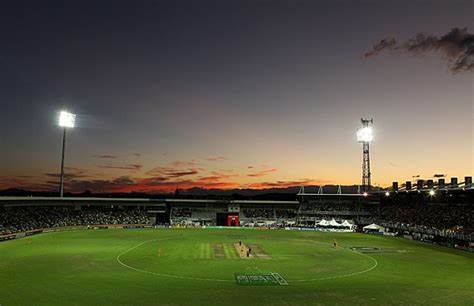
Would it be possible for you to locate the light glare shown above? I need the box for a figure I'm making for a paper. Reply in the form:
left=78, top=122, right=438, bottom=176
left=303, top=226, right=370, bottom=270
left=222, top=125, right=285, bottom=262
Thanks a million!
left=59, top=111, right=76, bottom=128
left=385, top=191, right=390, bottom=197
left=429, top=189, right=435, bottom=196
left=357, top=126, right=373, bottom=142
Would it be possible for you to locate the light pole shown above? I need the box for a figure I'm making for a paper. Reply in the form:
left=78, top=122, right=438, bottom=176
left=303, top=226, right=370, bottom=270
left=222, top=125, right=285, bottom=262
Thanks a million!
left=357, top=118, right=374, bottom=192
left=58, top=110, right=76, bottom=197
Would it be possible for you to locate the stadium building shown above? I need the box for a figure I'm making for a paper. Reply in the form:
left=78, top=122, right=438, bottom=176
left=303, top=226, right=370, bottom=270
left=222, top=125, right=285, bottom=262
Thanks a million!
left=1, top=177, right=472, bottom=249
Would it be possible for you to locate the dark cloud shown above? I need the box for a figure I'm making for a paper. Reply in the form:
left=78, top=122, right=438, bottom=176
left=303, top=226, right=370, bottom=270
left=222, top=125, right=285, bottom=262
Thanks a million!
left=247, top=168, right=277, bottom=177
left=169, top=160, right=197, bottom=167
left=364, top=27, right=474, bottom=73
left=138, top=177, right=238, bottom=191
left=363, top=38, right=397, bottom=58
left=44, top=167, right=91, bottom=181
left=139, top=176, right=170, bottom=185
left=198, top=173, right=236, bottom=182
left=44, top=172, right=86, bottom=180
left=248, top=179, right=320, bottom=189
left=0, top=176, right=58, bottom=191
left=112, top=176, right=135, bottom=185
left=169, top=170, right=198, bottom=177
left=97, top=164, right=142, bottom=171
left=198, top=176, right=226, bottom=182
left=146, top=160, right=200, bottom=179
left=146, top=166, right=199, bottom=178
left=67, top=176, right=135, bottom=192
left=93, top=154, right=118, bottom=159
left=205, top=156, right=226, bottom=161
left=1, top=172, right=327, bottom=194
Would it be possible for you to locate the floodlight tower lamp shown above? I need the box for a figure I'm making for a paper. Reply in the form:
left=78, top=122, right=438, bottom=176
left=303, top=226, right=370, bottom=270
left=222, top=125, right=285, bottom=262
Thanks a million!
left=58, top=110, right=76, bottom=128
left=57, top=110, right=76, bottom=198
left=356, top=126, right=374, bottom=143
left=357, top=118, right=374, bottom=192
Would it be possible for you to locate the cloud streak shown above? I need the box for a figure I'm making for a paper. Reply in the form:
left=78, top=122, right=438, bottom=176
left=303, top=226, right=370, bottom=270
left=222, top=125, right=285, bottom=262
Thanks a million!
left=45, top=172, right=87, bottom=180
left=67, top=176, right=136, bottom=192
left=205, top=156, right=226, bottom=162
left=146, top=167, right=199, bottom=178
left=97, top=164, right=142, bottom=171
left=248, top=179, right=320, bottom=189
left=1, top=160, right=322, bottom=194
left=1, top=173, right=327, bottom=194
left=364, top=27, right=474, bottom=73
left=247, top=168, right=277, bottom=177
left=93, top=154, right=118, bottom=159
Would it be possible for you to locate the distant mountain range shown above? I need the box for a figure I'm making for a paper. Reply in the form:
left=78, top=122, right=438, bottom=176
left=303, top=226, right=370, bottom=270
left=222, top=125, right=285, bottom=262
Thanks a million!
left=0, top=185, right=367, bottom=200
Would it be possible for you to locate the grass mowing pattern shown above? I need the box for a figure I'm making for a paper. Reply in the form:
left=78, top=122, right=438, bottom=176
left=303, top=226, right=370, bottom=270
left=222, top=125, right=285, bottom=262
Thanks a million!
left=196, top=243, right=213, bottom=259
left=0, top=228, right=473, bottom=306
left=223, top=243, right=239, bottom=259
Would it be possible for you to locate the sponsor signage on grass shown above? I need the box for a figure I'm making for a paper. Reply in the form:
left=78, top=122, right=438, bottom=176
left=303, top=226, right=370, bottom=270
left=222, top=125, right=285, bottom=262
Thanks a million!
left=204, top=226, right=254, bottom=230
left=350, top=246, right=407, bottom=253
left=0, top=229, right=43, bottom=243
left=234, top=272, right=288, bottom=286
left=0, top=234, right=16, bottom=242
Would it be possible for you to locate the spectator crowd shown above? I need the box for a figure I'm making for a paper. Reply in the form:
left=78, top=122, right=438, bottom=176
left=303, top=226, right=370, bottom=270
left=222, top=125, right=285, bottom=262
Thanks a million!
left=0, top=206, right=149, bottom=235
left=1, top=200, right=472, bottom=240
left=242, top=208, right=274, bottom=219
left=380, top=204, right=473, bottom=231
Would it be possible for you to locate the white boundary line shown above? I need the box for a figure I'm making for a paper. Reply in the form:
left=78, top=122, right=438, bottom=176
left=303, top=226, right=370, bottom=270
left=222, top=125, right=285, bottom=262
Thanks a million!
left=116, top=237, right=378, bottom=284
left=276, top=237, right=379, bottom=282
left=291, top=249, right=378, bottom=282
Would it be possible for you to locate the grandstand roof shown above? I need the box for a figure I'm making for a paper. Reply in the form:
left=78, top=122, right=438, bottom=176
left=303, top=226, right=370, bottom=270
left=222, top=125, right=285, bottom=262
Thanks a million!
left=0, top=197, right=299, bottom=207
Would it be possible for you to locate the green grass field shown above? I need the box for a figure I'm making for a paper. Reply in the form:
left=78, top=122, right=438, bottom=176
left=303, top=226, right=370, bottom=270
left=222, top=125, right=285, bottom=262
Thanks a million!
left=0, top=228, right=473, bottom=305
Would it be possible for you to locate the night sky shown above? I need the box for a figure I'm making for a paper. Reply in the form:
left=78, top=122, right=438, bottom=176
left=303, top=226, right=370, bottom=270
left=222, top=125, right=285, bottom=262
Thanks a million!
left=1, top=1, right=472, bottom=193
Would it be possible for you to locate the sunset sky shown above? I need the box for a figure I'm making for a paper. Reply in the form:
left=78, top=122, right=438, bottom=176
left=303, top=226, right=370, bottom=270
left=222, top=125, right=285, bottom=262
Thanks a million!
left=0, top=1, right=472, bottom=193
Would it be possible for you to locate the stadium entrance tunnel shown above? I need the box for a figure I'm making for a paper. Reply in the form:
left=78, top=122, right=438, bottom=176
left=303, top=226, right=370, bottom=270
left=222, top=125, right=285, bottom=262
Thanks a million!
left=147, top=204, right=170, bottom=225
left=216, top=212, right=240, bottom=226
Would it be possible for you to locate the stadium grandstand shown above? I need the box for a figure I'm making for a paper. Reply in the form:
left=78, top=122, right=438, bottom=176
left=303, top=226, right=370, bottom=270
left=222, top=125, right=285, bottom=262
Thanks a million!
left=1, top=176, right=472, bottom=251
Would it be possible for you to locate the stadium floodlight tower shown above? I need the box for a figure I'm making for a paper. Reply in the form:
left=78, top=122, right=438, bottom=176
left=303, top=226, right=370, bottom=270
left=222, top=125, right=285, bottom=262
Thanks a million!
left=58, top=110, right=76, bottom=198
left=357, top=118, right=374, bottom=193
